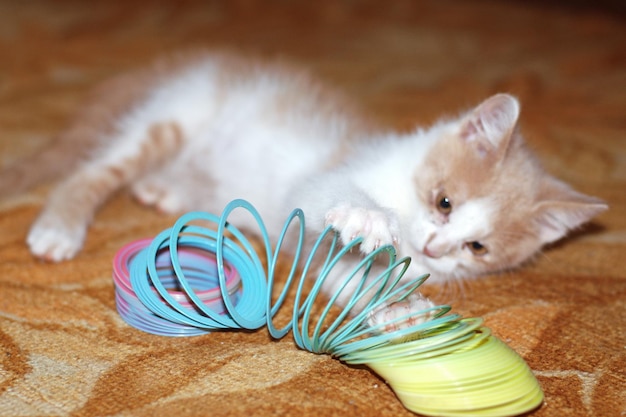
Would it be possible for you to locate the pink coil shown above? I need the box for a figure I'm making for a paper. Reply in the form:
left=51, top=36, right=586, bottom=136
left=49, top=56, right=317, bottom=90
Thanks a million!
left=112, top=238, right=242, bottom=335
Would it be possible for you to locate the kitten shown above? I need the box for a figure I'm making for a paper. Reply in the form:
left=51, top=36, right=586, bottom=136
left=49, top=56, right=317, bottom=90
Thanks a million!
left=0, top=51, right=607, bottom=310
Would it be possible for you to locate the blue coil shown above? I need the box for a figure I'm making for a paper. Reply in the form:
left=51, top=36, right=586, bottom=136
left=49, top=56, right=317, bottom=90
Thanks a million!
left=114, top=199, right=451, bottom=355
left=112, top=199, right=544, bottom=416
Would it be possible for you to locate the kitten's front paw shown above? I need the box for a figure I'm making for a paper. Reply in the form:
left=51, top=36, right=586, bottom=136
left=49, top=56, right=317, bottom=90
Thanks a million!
left=325, top=205, right=400, bottom=253
left=27, top=214, right=87, bottom=262
left=367, top=292, right=436, bottom=336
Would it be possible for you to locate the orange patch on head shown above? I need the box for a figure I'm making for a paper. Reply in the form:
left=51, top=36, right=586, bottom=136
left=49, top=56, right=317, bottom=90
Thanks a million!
left=411, top=95, right=592, bottom=276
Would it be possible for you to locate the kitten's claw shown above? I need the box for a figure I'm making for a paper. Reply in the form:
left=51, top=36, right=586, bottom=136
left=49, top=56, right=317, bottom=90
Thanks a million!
left=325, top=205, right=400, bottom=254
left=27, top=215, right=86, bottom=262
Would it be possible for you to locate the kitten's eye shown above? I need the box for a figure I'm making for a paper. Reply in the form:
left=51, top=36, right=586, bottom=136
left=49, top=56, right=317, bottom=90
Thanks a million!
left=466, top=241, right=488, bottom=256
left=436, top=193, right=452, bottom=215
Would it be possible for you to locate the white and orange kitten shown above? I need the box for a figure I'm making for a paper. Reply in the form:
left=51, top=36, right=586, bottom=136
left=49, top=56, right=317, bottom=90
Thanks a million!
left=0, top=51, right=606, bottom=308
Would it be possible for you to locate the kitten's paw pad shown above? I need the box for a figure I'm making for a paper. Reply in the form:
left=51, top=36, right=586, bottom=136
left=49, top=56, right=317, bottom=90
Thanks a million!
left=132, top=181, right=187, bottom=214
left=367, top=293, right=436, bottom=337
left=27, top=216, right=86, bottom=262
left=325, top=205, right=400, bottom=253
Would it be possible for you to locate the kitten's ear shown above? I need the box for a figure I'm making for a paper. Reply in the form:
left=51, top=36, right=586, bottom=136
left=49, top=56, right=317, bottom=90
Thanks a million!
left=532, top=178, right=608, bottom=245
left=460, top=94, right=520, bottom=156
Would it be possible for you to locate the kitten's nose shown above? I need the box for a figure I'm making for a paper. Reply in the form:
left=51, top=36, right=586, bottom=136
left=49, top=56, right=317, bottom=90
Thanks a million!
left=423, top=245, right=443, bottom=259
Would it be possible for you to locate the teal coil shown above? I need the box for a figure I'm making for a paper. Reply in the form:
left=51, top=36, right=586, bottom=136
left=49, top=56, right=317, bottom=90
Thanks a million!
left=112, top=199, right=544, bottom=416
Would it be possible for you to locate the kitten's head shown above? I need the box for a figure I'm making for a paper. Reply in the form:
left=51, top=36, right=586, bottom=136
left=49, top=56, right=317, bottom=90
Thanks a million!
left=407, top=93, right=607, bottom=281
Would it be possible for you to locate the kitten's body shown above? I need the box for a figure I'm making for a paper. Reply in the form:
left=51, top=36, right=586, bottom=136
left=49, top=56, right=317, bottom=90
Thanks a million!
left=0, top=51, right=606, bottom=306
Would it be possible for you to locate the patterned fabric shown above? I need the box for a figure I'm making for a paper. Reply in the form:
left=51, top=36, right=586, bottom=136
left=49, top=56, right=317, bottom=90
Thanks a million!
left=0, top=1, right=624, bottom=416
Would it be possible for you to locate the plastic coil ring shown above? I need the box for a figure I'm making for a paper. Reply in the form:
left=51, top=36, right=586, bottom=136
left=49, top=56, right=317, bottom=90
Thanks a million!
left=112, top=199, right=544, bottom=416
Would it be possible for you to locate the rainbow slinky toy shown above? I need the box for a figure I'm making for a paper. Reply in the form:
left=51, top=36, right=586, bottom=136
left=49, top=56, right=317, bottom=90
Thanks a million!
left=112, top=199, right=543, bottom=416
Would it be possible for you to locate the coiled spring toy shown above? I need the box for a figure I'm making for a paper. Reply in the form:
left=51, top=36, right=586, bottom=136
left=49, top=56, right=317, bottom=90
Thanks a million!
left=112, top=199, right=543, bottom=416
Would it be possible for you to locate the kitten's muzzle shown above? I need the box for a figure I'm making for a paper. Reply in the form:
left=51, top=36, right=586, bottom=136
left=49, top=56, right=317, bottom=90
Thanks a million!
left=422, top=245, right=443, bottom=259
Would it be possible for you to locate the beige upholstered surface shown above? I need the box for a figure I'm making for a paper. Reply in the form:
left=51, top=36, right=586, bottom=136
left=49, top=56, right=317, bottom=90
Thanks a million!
left=0, top=1, right=624, bottom=416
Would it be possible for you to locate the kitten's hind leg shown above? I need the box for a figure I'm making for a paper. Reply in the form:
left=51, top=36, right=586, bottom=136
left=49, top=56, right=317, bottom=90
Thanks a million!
left=131, top=175, right=189, bottom=214
left=28, top=122, right=184, bottom=261
left=131, top=150, right=214, bottom=214
left=131, top=157, right=213, bottom=214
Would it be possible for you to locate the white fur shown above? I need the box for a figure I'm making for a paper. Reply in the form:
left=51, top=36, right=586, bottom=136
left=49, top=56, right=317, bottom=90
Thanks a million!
left=22, top=55, right=605, bottom=312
